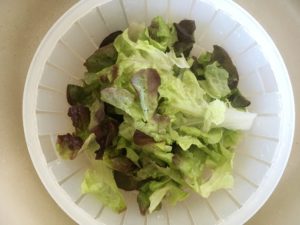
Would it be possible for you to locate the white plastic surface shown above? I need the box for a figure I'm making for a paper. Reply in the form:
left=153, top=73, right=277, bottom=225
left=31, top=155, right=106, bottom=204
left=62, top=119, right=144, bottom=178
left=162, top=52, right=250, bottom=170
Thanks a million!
left=23, top=0, right=295, bottom=225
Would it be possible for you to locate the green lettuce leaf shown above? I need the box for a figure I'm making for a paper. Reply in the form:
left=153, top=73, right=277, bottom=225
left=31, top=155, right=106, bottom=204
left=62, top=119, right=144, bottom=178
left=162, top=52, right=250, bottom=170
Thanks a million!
left=137, top=157, right=184, bottom=184
left=169, top=99, right=227, bottom=133
left=81, top=160, right=126, bottom=213
left=80, top=133, right=100, bottom=158
left=170, top=129, right=204, bottom=150
left=173, top=143, right=235, bottom=198
left=84, top=43, right=118, bottom=73
left=66, top=83, right=100, bottom=106
left=222, top=129, right=242, bottom=149
left=199, top=62, right=231, bottom=99
left=114, top=30, right=189, bottom=76
left=128, top=22, right=147, bottom=42
left=118, top=116, right=136, bottom=141
left=173, top=146, right=206, bottom=192
left=137, top=179, right=188, bottom=214
left=158, top=70, right=206, bottom=117
left=88, top=100, right=104, bottom=130
left=83, top=65, right=119, bottom=87
left=203, top=99, right=227, bottom=131
left=101, top=87, right=143, bottom=119
left=199, top=146, right=234, bottom=198
left=220, top=107, right=257, bottom=130
left=140, top=142, right=174, bottom=165
left=198, top=52, right=213, bottom=66
left=126, top=147, right=140, bottom=167
left=179, top=126, right=223, bottom=145
left=148, top=181, right=188, bottom=213
left=147, top=16, right=177, bottom=51
left=148, top=185, right=170, bottom=213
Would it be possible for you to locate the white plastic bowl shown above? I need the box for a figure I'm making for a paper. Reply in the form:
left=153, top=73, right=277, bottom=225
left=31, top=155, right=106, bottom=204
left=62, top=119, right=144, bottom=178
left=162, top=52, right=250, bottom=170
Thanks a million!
left=23, top=0, right=295, bottom=224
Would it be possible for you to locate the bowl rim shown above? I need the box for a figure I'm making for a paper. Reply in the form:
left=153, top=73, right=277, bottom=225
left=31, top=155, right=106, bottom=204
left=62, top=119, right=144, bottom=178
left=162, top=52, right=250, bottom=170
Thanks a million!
left=22, top=0, right=295, bottom=224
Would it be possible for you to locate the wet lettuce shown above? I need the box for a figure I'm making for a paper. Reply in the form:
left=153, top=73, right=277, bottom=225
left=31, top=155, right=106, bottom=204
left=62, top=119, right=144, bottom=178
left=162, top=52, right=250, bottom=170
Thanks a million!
left=56, top=16, right=257, bottom=215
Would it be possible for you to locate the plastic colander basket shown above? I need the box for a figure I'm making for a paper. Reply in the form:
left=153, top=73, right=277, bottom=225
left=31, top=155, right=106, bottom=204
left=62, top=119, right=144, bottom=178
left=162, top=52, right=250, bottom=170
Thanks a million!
left=23, top=0, right=295, bottom=224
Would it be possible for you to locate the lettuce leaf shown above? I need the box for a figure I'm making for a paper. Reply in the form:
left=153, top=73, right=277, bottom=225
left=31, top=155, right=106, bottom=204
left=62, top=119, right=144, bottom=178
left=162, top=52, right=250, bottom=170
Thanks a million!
left=131, top=68, right=161, bottom=121
left=211, top=45, right=239, bottom=89
left=66, top=83, right=99, bottom=106
left=158, top=70, right=206, bottom=117
left=148, top=181, right=188, bottom=213
left=57, top=16, right=257, bottom=215
left=84, top=43, right=118, bottom=73
left=114, top=29, right=189, bottom=75
left=173, top=19, right=196, bottom=57
left=81, top=160, right=126, bottom=213
left=220, top=107, right=257, bottom=130
left=199, top=62, right=231, bottom=99
left=199, top=146, right=234, bottom=198
left=173, top=146, right=206, bottom=192
left=147, top=16, right=177, bottom=51
left=137, top=179, right=188, bottom=214
left=173, top=143, right=235, bottom=198
left=56, top=133, right=83, bottom=160
left=101, top=87, right=143, bottom=119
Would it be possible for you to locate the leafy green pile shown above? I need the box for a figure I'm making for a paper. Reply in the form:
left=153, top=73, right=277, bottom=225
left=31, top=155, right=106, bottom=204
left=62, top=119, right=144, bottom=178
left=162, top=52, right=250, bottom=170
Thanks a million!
left=56, top=16, right=256, bottom=214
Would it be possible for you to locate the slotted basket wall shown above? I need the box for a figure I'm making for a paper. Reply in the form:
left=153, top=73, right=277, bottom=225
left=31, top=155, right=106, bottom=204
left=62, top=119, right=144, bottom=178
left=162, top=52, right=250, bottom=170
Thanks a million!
left=23, top=0, right=294, bottom=225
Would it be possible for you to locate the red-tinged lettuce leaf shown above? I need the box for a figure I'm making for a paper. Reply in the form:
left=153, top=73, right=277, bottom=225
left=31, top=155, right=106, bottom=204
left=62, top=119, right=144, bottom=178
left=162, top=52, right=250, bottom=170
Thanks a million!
left=152, top=114, right=170, bottom=130
left=173, top=20, right=196, bottom=57
left=56, top=133, right=83, bottom=159
left=94, top=149, right=104, bottom=160
left=100, top=31, right=123, bottom=48
left=131, top=68, right=161, bottom=121
left=212, top=45, right=239, bottom=89
left=104, top=119, right=119, bottom=146
left=173, top=41, right=194, bottom=57
left=93, top=101, right=106, bottom=125
left=133, top=130, right=155, bottom=146
left=109, top=156, right=137, bottom=173
left=175, top=20, right=195, bottom=42
left=104, top=103, right=124, bottom=123
left=84, top=43, right=118, bottom=73
left=91, top=118, right=119, bottom=158
left=68, top=105, right=90, bottom=131
left=101, top=87, right=143, bottom=119
left=228, top=89, right=251, bottom=108
left=113, top=171, right=142, bottom=191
